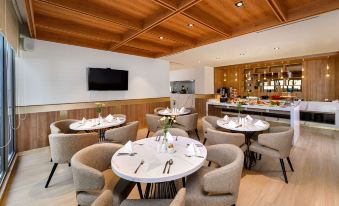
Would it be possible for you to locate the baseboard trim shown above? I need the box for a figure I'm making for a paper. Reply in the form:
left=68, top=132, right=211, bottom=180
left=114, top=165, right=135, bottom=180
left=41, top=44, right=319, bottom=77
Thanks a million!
left=0, top=154, right=18, bottom=204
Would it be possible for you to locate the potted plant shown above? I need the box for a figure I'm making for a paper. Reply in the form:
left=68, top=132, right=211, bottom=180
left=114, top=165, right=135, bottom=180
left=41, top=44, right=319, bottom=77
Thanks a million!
left=95, top=102, right=105, bottom=119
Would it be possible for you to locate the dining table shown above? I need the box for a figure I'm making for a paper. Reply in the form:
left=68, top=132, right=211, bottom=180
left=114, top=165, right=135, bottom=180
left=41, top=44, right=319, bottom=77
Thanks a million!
left=217, top=116, right=270, bottom=168
left=157, top=108, right=191, bottom=116
left=69, top=116, right=126, bottom=141
left=111, top=136, right=207, bottom=199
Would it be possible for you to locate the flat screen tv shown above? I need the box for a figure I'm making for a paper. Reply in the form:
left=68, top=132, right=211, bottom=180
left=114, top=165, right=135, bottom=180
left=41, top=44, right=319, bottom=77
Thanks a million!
left=88, top=68, right=128, bottom=91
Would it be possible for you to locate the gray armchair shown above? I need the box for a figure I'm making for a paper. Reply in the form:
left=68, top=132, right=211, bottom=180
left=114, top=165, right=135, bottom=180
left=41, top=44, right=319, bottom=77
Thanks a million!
left=50, top=119, right=78, bottom=134
left=104, top=121, right=139, bottom=144
left=145, top=114, right=162, bottom=138
left=120, top=188, right=186, bottom=206
left=173, top=113, right=199, bottom=141
left=186, top=144, right=244, bottom=206
left=202, top=116, right=220, bottom=144
left=153, top=128, right=189, bottom=138
left=249, top=126, right=294, bottom=183
left=71, top=143, right=135, bottom=206
left=45, top=132, right=98, bottom=188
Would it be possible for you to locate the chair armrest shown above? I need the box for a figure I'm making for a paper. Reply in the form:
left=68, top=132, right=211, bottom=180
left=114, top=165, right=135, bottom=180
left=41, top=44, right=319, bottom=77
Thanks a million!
left=71, top=160, right=105, bottom=191
left=170, top=188, right=186, bottom=206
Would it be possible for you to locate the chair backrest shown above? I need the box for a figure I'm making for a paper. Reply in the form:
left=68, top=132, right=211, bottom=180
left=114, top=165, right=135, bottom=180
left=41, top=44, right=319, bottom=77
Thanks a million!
left=49, top=132, right=98, bottom=164
left=104, top=121, right=139, bottom=144
left=170, top=188, right=186, bottom=206
left=71, top=143, right=122, bottom=192
left=154, top=107, right=165, bottom=114
left=50, top=119, right=78, bottom=134
left=175, top=113, right=198, bottom=131
left=153, top=128, right=189, bottom=137
left=203, top=144, right=244, bottom=200
left=206, top=128, right=245, bottom=147
left=146, top=114, right=161, bottom=132
left=91, top=190, right=113, bottom=206
left=258, top=126, right=294, bottom=158
left=202, top=116, right=220, bottom=134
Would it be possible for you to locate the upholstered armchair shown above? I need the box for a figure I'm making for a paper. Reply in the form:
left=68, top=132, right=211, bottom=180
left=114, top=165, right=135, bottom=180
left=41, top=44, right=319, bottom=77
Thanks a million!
left=249, top=126, right=294, bottom=183
left=91, top=190, right=113, bottom=206
left=50, top=119, right=79, bottom=134
left=173, top=113, right=199, bottom=140
left=104, top=121, right=139, bottom=144
left=120, top=188, right=186, bottom=206
left=186, top=144, right=244, bottom=206
left=202, top=116, right=221, bottom=144
left=71, top=143, right=135, bottom=206
left=45, top=132, right=98, bottom=188
left=206, top=128, right=247, bottom=151
left=145, top=114, right=162, bottom=138
left=153, top=128, right=189, bottom=138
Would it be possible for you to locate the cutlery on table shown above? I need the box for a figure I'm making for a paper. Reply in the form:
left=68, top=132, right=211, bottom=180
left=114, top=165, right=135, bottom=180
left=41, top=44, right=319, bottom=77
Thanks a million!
left=175, top=136, right=178, bottom=141
left=134, top=160, right=144, bottom=174
left=186, top=143, right=203, bottom=147
left=184, top=154, right=204, bottom=158
left=167, top=159, right=173, bottom=174
left=163, top=161, right=169, bottom=174
left=235, top=124, right=242, bottom=128
left=117, top=152, right=137, bottom=156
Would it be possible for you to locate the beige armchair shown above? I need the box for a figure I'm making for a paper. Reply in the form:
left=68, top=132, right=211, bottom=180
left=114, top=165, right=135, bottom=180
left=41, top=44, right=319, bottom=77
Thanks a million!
left=71, top=143, right=135, bottom=206
left=206, top=128, right=247, bottom=151
left=120, top=188, right=186, bottom=206
left=153, top=128, right=189, bottom=138
left=249, top=126, right=294, bottom=183
left=186, top=144, right=244, bottom=206
left=202, top=116, right=220, bottom=144
left=146, top=114, right=162, bottom=138
left=50, top=119, right=79, bottom=134
left=45, top=132, right=98, bottom=188
left=173, top=113, right=199, bottom=141
left=91, top=190, right=113, bottom=206
left=104, top=121, right=139, bottom=144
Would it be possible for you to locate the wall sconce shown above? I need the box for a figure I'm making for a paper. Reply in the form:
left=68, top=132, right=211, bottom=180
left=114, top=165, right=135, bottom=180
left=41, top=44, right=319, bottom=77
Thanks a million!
left=326, top=63, right=330, bottom=78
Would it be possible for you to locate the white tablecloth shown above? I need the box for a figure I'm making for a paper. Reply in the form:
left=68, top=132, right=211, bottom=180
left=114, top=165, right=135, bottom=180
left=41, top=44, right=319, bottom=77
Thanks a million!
left=157, top=109, right=191, bottom=116
left=217, top=117, right=270, bottom=132
left=69, top=118, right=126, bottom=131
left=111, top=136, right=206, bottom=183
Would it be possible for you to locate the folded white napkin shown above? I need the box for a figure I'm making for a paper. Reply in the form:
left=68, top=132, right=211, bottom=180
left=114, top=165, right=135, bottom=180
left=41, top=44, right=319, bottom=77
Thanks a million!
left=163, top=108, right=170, bottom=114
left=121, top=140, right=134, bottom=153
left=179, top=107, right=185, bottom=113
left=223, top=115, right=229, bottom=121
left=166, top=132, right=174, bottom=143
left=227, top=120, right=237, bottom=128
left=81, top=117, right=86, bottom=124
left=186, top=143, right=195, bottom=156
left=193, top=144, right=202, bottom=156
left=254, top=120, right=266, bottom=127
left=117, top=117, right=123, bottom=122
left=105, top=114, right=114, bottom=122
left=245, top=115, right=253, bottom=121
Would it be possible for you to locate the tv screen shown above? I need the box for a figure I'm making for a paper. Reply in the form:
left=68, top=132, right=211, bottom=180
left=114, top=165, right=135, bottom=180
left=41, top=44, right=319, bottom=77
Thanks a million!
left=88, top=68, right=128, bottom=91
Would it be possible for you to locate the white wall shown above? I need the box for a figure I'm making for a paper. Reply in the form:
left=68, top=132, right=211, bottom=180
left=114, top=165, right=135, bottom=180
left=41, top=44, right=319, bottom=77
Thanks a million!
left=16, top=40, right=170, bottom=106
left=169, top=66, right=214, bottom=94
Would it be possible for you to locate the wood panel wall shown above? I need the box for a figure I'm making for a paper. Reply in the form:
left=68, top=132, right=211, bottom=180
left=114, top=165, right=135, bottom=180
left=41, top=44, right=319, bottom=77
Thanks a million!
left=214, top=53, right=339, bottom=101
left=15, top=98, right=170, bottom=152
left=195, top=94, right=215, bottom=116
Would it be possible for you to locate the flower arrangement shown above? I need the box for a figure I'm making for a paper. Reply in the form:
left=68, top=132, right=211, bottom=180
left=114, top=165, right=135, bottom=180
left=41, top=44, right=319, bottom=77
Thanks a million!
left=159, top=116, right=176, bottom=136
left=95, top=103, right=105, bottom=115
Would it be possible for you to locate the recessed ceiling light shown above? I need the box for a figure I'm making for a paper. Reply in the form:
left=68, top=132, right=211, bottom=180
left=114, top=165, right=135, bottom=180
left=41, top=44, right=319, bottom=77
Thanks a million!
left=274, top=47, right=280, bottom=50
left=235, top=1, right=244, bottom=7
left=187, top=23, right=194, bottom=27
left=240, top=53, right=245, bottom=56
left=159, top=36, right=164, bottom=40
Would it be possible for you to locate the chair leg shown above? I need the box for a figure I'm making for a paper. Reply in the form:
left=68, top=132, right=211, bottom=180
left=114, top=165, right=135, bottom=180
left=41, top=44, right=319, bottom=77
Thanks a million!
left=203, top=138, right=207, bottom=145
left=68, top=162, right=71, bottom=167
left=258, top=154, right=262, bottom=160
left=208, top=161, right=212, bottom=167
left=195, top=129, right=200, bottom=141
left=50, top=158, right=52, bottom=162
left=45, top=163, right=58, bottom=188
left=287, top=157, right=294, bottom=172
left=279, top=159, right=288, bottom=184
left=146, top=130, right=150, bottom=138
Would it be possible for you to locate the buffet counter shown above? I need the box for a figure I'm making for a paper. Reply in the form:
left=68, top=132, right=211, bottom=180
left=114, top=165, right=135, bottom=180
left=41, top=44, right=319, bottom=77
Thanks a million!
left=206, top=100, right=300, bottom=144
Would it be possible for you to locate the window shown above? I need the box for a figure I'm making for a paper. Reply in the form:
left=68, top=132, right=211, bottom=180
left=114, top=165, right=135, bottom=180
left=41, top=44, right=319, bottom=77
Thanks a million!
left=0, top=34, right=16, bottom=186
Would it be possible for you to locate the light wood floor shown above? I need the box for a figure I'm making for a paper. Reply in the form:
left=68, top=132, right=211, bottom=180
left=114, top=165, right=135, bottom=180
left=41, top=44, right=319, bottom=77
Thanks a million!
left=1, top=123, right=339, bottom=206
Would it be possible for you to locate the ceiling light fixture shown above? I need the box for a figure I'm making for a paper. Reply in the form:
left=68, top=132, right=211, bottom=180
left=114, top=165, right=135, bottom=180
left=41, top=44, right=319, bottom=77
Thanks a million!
left=235, top=1, right=244, bottom=7
left=159, top=36, right=164, bottom=40
left=240, top=53, right=245, bottom=56
left=187, top=23, right=194, bottom=27
left=274, top=47, right=280, bottom=50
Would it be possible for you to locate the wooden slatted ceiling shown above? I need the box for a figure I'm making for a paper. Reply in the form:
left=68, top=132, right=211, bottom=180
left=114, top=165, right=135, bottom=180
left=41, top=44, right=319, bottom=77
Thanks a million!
left=25, top=0, right=339, bottom=58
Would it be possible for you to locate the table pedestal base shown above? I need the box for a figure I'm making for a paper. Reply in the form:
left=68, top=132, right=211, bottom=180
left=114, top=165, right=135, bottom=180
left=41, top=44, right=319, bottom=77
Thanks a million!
left=137, top=178, right=186, bottom=199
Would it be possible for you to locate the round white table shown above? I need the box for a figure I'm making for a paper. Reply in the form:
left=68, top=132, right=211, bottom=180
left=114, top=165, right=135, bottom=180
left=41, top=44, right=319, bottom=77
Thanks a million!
left=157, top=109, right=191, bottom=116
left=69, top=117, right=126, bottom=141
left=217, top=117, right=270, bottom=168
left=111, top=136, right=206, bottom=198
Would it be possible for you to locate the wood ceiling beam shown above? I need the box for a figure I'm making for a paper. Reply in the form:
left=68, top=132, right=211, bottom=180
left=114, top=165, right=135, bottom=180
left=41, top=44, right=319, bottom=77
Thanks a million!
left=125, top=39, right=172, bottom=53
left=24, top=0, right=36, bottom=37
left=149, top=27, right=197, bottom=45
left=36, top=0, right=142, bottom=31
left=109, top=0, right=203, bottom=50
left=265, top=0, right=287, bottom=22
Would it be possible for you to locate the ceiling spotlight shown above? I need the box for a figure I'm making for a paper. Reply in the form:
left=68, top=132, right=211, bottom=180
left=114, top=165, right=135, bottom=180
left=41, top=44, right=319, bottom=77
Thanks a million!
left=235, top=1, right=244, bottom=7
left=187, top=23, right=194, bottom=27
left=159, top=36, right=164, bottom=40
left=240, top=53, right=245, bottom=56
left=274, top=47, right=280, bottom=50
